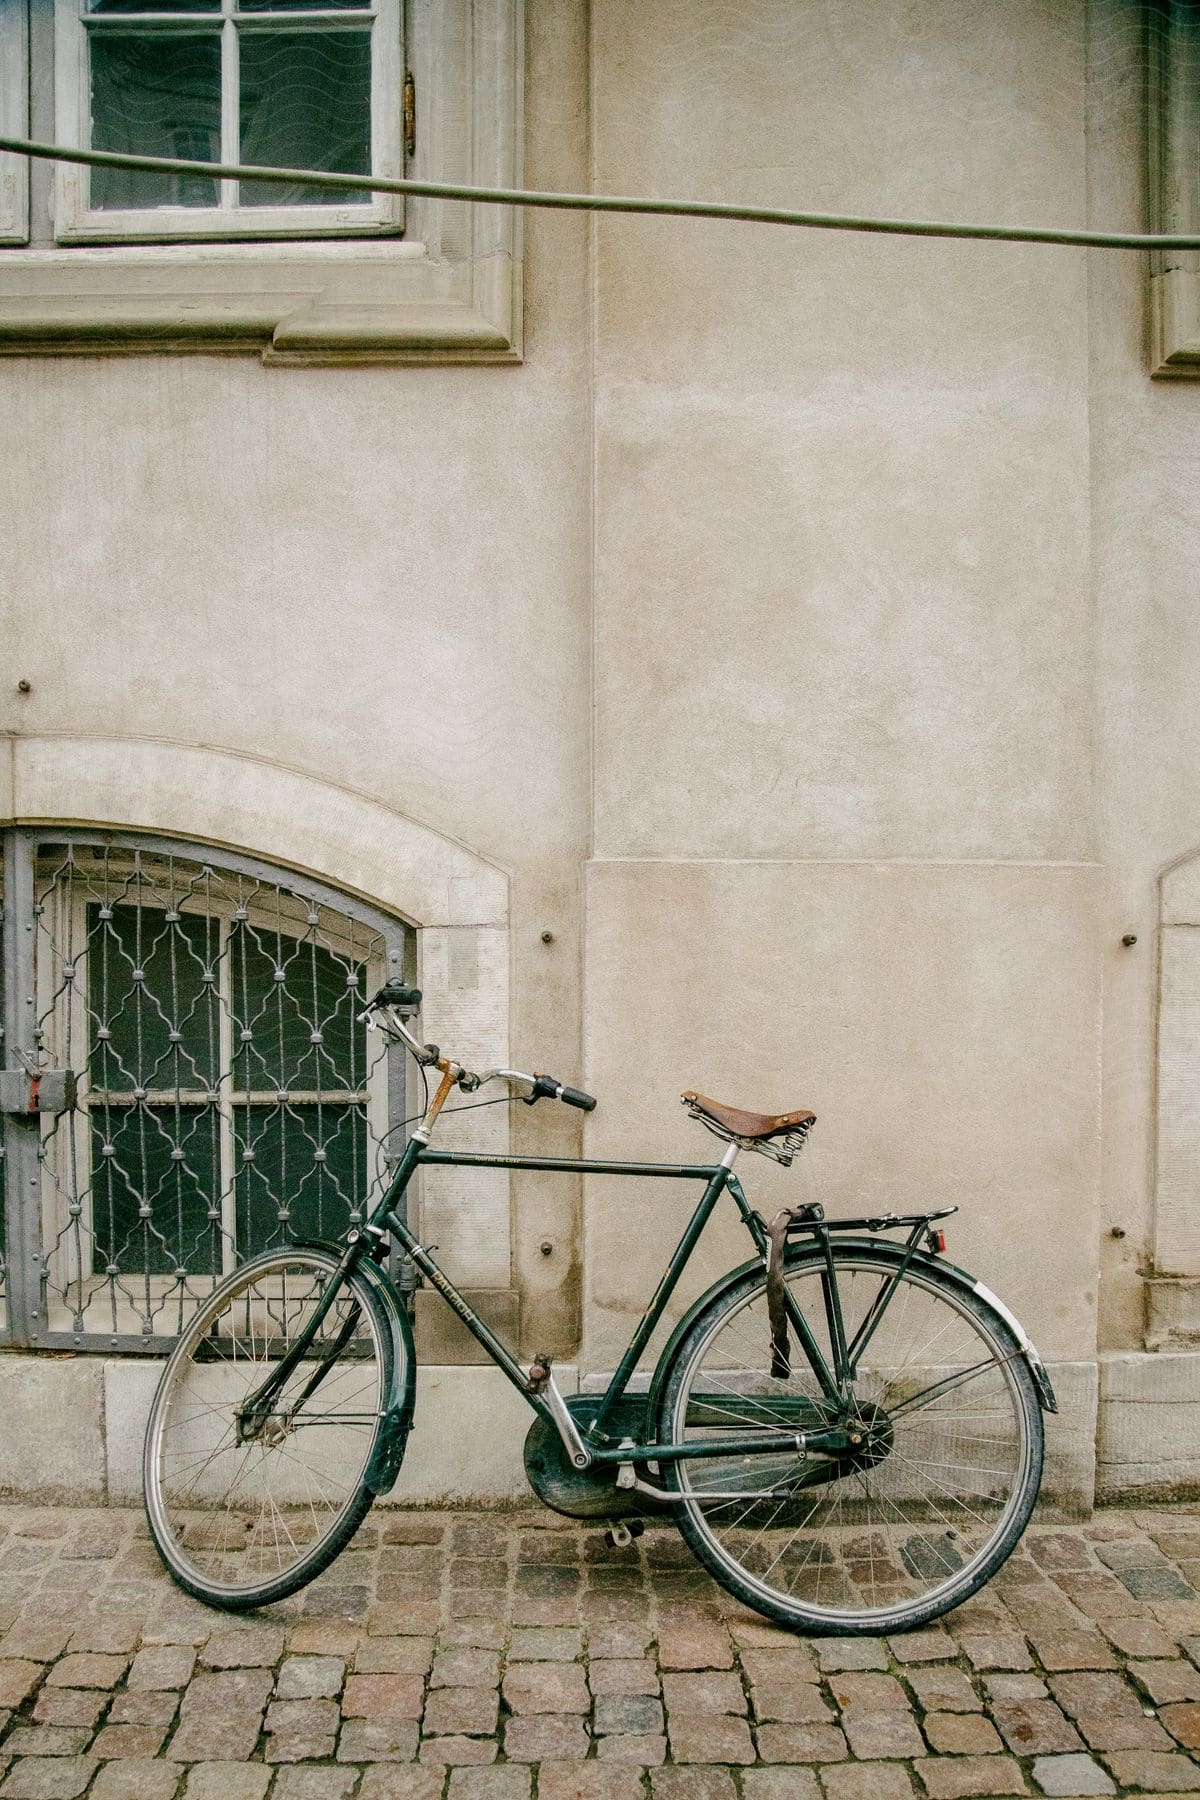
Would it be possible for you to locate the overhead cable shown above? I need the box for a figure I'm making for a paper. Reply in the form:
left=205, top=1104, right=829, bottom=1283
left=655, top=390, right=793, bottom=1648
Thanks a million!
left=0, top=134, right=1195, bottom=253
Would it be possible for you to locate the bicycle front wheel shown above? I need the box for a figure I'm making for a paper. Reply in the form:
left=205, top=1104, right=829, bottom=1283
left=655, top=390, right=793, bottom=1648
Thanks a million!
left=658, top=1244, right=1043, bottom=1633
left=144, top=1246, right=393, bottom=1610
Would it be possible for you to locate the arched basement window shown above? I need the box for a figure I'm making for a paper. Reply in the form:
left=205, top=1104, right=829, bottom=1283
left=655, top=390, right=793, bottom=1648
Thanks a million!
left=1, top=829, right=411, bottom=1349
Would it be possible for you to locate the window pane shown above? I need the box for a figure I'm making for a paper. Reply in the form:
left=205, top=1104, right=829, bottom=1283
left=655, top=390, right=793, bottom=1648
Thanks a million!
left=238, top=0, right=368, bottom=9
left=230, top=920, right=365, bottom=1094
left=88, top=1, right=219, bottom=13
left=235, top=1103, right=367, bottom=1252
left=89, top=904, right=220, bottom=1092
left=90, top=31, right=222, bottom=209
left=91, top=1104, right=220, bottom=1276
left=239, top=30, right=371, bottom=206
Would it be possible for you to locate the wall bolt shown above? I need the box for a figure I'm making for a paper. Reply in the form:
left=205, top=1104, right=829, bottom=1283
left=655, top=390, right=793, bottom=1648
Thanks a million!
left=540, top=1240, right=553, bottom=1256
left=541, top=930, right=555, bottom=944
left=1122, top=934, right=1138, bottom=947
left=15, top=679, right=30, bottom=694
left=1111, top=1226, right=1127, bottom=1239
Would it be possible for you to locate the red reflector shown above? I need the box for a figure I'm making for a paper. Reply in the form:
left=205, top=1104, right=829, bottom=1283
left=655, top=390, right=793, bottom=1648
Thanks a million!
left=930, top=1230, right=946, bottom=1254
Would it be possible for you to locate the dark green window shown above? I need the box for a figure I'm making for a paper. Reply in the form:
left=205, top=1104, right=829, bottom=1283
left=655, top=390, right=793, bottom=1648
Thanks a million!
left=87, top=900, right=373, bottom=1276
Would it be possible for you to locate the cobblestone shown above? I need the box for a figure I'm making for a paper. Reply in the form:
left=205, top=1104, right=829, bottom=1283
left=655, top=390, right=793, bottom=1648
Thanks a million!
left=275, top=1656, right=344, bottom=1701
left=1, top=1502, right=1200, bottom=1793
left=923, top=1710, right=1004, bottom=1753
left=589, top=1656, right=659, bottom=1694
left=662, top=1670, right=746, bottom=1715
left=666, top=1713, right=755, bottom=1763
left=126, top=1648, right=194, bottom=1692
left=842, top=1709, right=926, bottom=1758
left=992, top=1696, right=1084, bottom=1754
left=819, top=1768, right=913, bottom=1800
left=907, top=1668, right=982, bottom=1712
left=182, top=1767, right=270, bottom=1800
left=89, top=1762, right=180, bottom=1800
left=503, top=1713, right=590, bottom=1761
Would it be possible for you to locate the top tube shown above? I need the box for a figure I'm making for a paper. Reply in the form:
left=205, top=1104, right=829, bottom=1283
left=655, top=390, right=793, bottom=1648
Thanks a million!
left=417, top=1149, right=723, bottom=1178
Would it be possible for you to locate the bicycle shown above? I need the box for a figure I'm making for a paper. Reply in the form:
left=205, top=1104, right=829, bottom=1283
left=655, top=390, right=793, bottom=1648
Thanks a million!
left=143, top=982, right=1057, bottom=1634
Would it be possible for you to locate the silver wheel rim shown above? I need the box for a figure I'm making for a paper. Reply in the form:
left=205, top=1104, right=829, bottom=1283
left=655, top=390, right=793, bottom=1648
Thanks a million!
left=146, top=1250, right=387, bottom=1602
left=671, top=1256, right=1035, bottom=1627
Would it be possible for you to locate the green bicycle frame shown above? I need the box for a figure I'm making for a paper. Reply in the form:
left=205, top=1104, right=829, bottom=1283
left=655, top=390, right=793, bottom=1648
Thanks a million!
left=241, top=1124, right=968, bottom=1471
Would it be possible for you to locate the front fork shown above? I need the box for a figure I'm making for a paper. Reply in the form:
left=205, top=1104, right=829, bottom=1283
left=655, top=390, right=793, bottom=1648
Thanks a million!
left=235, top=1235, right=371, bottom=1441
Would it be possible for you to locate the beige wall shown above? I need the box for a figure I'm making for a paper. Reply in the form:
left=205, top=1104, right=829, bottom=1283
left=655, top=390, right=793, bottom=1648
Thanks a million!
left=2, top=0, right=1196, bottom=1471
left=0, top=5, right=593, bottom=1354
left=1086, top=0, right=1200, bottom=1358
left=583, top=0, right=1102, bottom=1381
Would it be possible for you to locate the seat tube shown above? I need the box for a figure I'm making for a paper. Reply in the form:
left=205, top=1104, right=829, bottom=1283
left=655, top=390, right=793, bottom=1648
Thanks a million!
left=592, top=1144, right=738, bottom=1434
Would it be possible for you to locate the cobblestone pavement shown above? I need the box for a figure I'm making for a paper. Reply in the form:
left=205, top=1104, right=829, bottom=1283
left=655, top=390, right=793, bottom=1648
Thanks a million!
left=2, top=1506, right=1200, bottom=1797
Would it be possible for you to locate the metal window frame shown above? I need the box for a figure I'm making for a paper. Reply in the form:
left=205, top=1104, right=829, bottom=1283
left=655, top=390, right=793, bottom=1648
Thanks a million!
left=52, top=0, right=405, bottom=243
left=1, top=824, right=413, bottom=1352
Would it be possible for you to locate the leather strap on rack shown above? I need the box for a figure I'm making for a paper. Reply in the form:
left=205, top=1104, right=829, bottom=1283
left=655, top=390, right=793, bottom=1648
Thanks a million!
left=766, top=1207, right=798, bottom=1379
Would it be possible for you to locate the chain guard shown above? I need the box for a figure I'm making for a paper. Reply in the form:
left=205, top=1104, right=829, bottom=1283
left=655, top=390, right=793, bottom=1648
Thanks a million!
left=522, top=1395, right=676, bottom=1521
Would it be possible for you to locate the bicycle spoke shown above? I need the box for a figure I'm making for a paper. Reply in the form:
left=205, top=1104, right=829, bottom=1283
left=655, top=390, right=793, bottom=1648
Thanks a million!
left=665, top=1248, right=1039, bottom=1632
left=145, top=1249, right=395, bottom=1606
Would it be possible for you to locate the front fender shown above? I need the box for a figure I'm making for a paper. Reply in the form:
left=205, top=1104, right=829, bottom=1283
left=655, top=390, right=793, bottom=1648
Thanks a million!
left=293, top=1241, right=418, bottom=1494
left=646, top=1236, right=1056, bottom=1423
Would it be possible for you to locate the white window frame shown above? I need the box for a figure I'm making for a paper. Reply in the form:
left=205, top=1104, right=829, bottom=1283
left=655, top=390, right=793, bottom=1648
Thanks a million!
left=0, top=0, right=522, bottom=363
left=1150, top=0, right=1200, bottom=376
left=53, top=0, right=404, bottom=244
left=0, top=0, right=29, bottom=244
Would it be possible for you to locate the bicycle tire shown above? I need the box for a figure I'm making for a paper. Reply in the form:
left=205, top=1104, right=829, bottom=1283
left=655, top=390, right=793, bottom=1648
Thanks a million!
left=657, top=1242, right=1044, bottom=1634
left=144, top=1246, right=393, bottom=1610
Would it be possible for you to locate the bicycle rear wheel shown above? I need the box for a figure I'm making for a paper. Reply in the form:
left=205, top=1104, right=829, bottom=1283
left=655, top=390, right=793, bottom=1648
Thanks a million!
left=657, top=1244, right=1043, bottom=1633
left=144, top=1246, right=393, bottom=1610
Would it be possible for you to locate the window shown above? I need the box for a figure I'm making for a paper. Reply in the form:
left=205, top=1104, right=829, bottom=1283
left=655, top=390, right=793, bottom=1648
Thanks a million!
left=1150, top=0, right=1200, bottom=375
left=0, top=0, right=522, bottom=361
left=26, top=838, right=409, bottom=1344
left=54, top=0, right=403, bottom=243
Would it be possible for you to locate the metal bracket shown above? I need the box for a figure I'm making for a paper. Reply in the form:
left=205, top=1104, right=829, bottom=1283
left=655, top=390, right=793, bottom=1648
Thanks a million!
left=0, top=1068, right=77, bottom=1117
left=615, top=1461, right=806, bottom=1505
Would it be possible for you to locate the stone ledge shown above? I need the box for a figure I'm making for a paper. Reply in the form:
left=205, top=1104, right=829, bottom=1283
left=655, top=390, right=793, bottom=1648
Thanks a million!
left=1098, top=1348, right=1200, bottom=1501
left=1146, top=1277, right=1200, bottom=1351
left=0, top=1352, right=1101, bottom=1508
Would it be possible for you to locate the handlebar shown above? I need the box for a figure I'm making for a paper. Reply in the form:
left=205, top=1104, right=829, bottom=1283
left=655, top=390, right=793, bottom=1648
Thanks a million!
left=527, top=1073, right=597, bottom=1112
left=363, top=986, right=597, bottom=1113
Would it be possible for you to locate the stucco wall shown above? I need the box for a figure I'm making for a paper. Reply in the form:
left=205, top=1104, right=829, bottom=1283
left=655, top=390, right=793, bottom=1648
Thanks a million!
left=582, top=0, right=1102, bottom=1390
left=1, top=0, right=1196, bottom=1499
left=0, top=4, right=592, bottom=1356
left=1086, top=0, right=1200, bottom=1362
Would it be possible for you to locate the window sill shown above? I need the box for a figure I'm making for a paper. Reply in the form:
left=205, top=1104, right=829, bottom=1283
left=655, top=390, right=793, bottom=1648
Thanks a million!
left=0, top=236, right=521, bottom=363
left=1150, top=269, right=1200, bottom=379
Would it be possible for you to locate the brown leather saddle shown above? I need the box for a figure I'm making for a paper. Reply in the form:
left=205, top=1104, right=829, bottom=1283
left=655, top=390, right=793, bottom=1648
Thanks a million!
left=681, top=1091, right=815, bottom=1144
left=682, top=1092, right=819, bottom=1378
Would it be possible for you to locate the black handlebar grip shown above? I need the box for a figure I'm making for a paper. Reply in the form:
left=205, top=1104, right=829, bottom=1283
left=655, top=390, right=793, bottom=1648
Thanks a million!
left=372, top=982, right=422, bottom=1011
left=526, top=1074, right=597, bottom=1111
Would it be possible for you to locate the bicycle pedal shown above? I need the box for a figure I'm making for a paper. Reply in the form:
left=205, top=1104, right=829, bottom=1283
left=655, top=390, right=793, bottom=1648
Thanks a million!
left=603, top=1522, right=636, bottom=1550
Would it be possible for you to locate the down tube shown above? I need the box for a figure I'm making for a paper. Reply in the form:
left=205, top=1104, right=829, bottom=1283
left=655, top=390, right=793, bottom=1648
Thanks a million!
left=380, top=1206, right=543, bottom=1405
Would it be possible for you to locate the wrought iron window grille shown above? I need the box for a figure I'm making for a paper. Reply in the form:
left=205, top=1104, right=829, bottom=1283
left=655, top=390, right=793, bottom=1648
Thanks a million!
left=0, top=828, right=411, bottom=1352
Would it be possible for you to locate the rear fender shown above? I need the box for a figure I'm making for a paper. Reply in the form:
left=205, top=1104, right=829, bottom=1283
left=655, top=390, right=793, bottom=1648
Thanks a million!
left=293, top=1241, right=418, bottom=1493
left=646, top=1237, right=1056, bottom=1424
